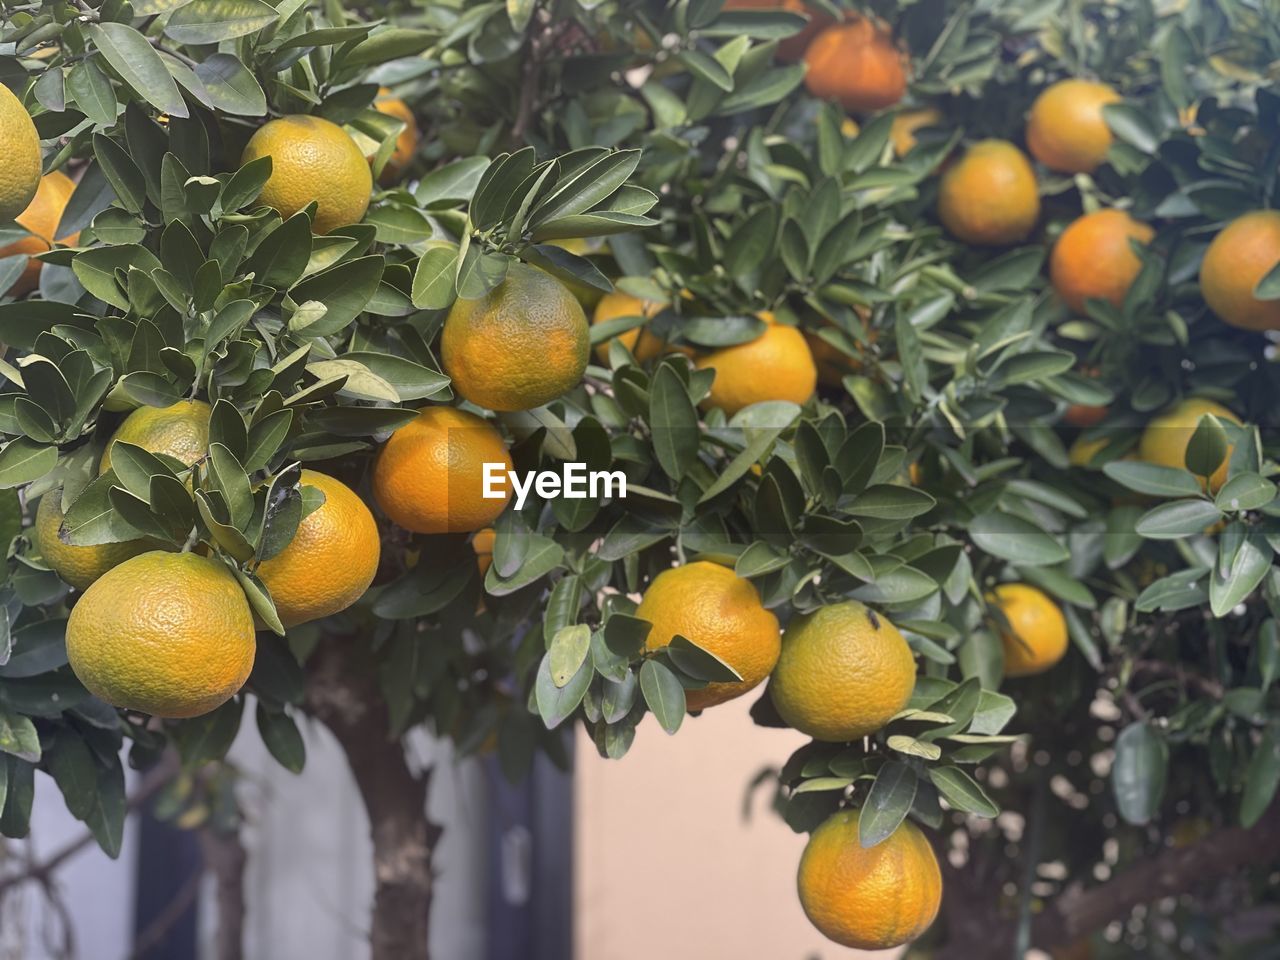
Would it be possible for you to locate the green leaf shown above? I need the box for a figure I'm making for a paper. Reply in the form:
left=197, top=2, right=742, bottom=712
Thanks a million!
left=648, top=364, right=699, bottom=481
left=1240, top=727, right=1280, bottom=828
left=1103, top=102, right=1157, bottom=153
left=165, top=0, right=279, bottom=43
left=88, top=23, right=188, bottom=119
left=667, top=635, right=743, bottom=683
left=1210, top=533, right=1271, bottom=617
left=929, top=766, right=998, bottom=817
left=0, top=710, right=41, bottom=762
left=549, top=624, right=592, bottom=689
left=46, top=732, right=97, bottom=821
left=534, top=651, right=591, bottom=729
left=194, top=53, right=267, bottom=116
left=0, top=438, right=57, bottom=488
left=1215, top=473, right=1276, bottom=512
left=411, top=243, right=460, bottom=309
left=1184, top=413, right=1230, bottom=479
left=969, top=511, right=1069, bottom=566
left=859, top=761, right=917, bottom=848
left=639, top=659, right=685, bottom=734
left=1135, top=499, right=1222, bottom=539
left=85, top=761, right=125, bottom=858
left=1112, top=722, right=1167, bottom=825
left=289, top=256, right=383, bottom=336
left=887, top=734, right=943, bottom=760
left=93, top=134, right=147, bottom=215
left=414, top=157, right=490, bottom=208
left=256, top=704, right=306, bottom=774
left=67, top=58, right=118, bottom=127
left=247, top=213, right=312, bottom=289
left=1103, top=461, right=1204, bottom=498
left=845, top=484, right=935, bottom=520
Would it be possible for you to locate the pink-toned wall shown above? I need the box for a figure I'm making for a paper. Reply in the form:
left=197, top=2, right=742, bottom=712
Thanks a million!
left=573, top=695, right=903, bottom=960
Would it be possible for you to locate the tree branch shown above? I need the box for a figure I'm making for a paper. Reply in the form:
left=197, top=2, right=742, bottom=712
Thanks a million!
left=199, top=824, right=247, bottom=960
left=304, top=635, right=438, bottom=960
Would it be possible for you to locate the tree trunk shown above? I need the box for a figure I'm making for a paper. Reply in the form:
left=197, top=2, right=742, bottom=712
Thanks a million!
left=199, top=825, right=247, bottom=960
left=305, top=636, right=439, bottom=960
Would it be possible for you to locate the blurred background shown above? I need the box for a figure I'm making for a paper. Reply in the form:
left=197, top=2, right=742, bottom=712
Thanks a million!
left=2, top=702, right=892, bottom=960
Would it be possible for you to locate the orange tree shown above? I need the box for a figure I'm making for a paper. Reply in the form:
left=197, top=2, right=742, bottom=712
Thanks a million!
left=0, top=1, right=1278, bottom=958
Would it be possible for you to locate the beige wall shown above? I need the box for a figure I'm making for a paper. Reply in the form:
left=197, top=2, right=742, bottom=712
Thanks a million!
left=573, top=695, right=901, bottom=960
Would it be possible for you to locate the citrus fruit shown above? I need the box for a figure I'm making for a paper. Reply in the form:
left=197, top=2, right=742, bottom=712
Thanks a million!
left=937, top=140, right=1040, bottom=246
left=373, top=88, right=419, bottom=184
left=33, top=491, right=151, bottom=591
left=241, top=115, right=372, bottom=234
left=805, top=315, right=874, bottom=388
left=100, top=399, right=212, bottom=474
left=724, top=1, right=834, bottom=62
left=441, top=262, right=590, bottom=412
left=1026, top=78, right=1122, bottom=174
left=990, top=583, right=1069, bottom=677
left=373, top=406, right=513, bottom=534
left=1199, top=210, right=1280, bottom=331
left=256, top=470, right=380, bottom=628
left=636, top=561, right=780, bottom=711
left=0, top=83, right=42, bottom=222
left=0, top=170, right=78, bottom=297
left=891, top=106, right=942, bottom=156
left=591, top=290, right=671, bottom=362
left=1050, top=209, right=1154, bottom=313
left=65, top=551, right=256, bottom=719
left=804, top=18, right=908, bottom=114
left=797, top=810, right=942, bottom=950
left=694, top=322, right=817, bottom=415
left=472, top=527, right=495, bottom=578
left=1067, top=434, right=1109, bottom=468
left=770, top=601, right=917, bottom=741
left=1138, top=397, right=1240, bottom=493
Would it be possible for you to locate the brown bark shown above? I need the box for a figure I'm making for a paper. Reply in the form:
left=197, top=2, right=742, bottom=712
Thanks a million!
left=199, top=825, right=248, bottom=960
left=934, top=800, right=1280, bottom=959
left=304, top=636, right=438, bottom=960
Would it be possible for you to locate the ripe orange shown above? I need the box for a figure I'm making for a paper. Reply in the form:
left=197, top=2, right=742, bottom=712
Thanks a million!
left=591, top=290, right=667, bottom=362
left=770, top=601, right=917, bottom=741
left=256, top=470, right=380, bottom=627
left=100, top=399, right=212, bottom=474
left=1199, top=210, right=1280, bottom=331
left=805, top=315, right=874, bottom=388
left=1138, top=398, right=1240, bottom=493
left=724, top=1, right=833, bottom=62
left=441, top=262, right=590, bottom=412
left=891, top=106, right=942, bottom=156
left=804, top=18, right=908, bottom=114
left=1050, top=209, right=1154, bottom=313
left=33, top=491, right=151, bottom=591
left=373, top=406, right=512, bottom=534
left=1026, top=78, right=1122, bottom=174
left=797, top=810, right=942, bottom=950
left=0, top=83, right=41, bottom=222
left=472, top=527, right=495, bottom=578
left=636, top=561, right=780, bottom=711
left=0, top=171, right=79, bottom=297
left=990, top=583, right=1069, bottom=677
left=695, top=322, right=817, bottom=415
left=65, top=551, right=256, bottom=718
left=937, top=140, right=1040, bottom=246
left=241, top=115, right=372, bottom=234
left=373, top=88, right=420, bottom=184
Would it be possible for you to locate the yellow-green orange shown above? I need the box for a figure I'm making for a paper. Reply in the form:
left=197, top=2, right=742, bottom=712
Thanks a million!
left=938, top=140, right=1040, bottom=246
left=373, top=88, right=419, bottom=184
left=66, top=552, right=255, bottom=718
left=441, top=262, right=589, bottom=412
left=1026, top=79, right=1121, bottom=174
left=990, top=583, right=1068, bottom=677
left=770, top=602, right=916, bottom=741
left=256, top=470, right=380, bottom=628
left=0, top=83, right=41, bottom=222
left=1138, top=397, right=1240, bottom=493
left=373, top=406, right=512, bottom=534
left=797, top=810, right=942, bottom=950
left=1199, top=210, right=1280, bottom=331
left=241, top=115, right=372, bottom=234
left=33, top=492, right=150, bottom=591
left=695, top=322, right=817, bottom=415
left=637, top=562, right=780, bottom=711
left=100, top=400, right=212, bottom=474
